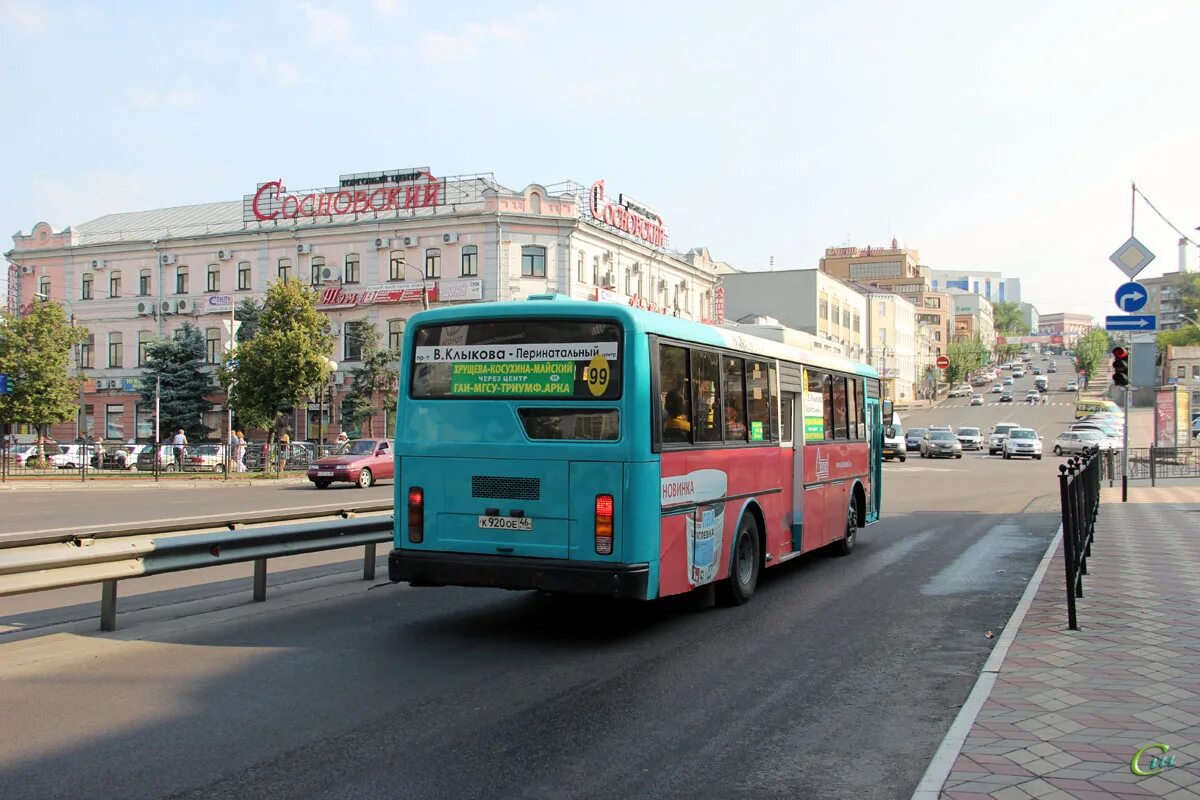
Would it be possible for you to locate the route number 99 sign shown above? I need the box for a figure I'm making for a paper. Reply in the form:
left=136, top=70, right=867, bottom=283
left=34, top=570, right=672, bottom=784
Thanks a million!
left=586, top=354, right=610, bottom=397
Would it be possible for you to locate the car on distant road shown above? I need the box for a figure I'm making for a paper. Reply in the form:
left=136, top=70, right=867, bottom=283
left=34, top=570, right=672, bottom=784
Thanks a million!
left=999, top=391, right=1013, bottom=403
left=928, top=424, right=952, bottom=432
left=991, top=383, right=1003, bottom=393
left=1047, top=365, right=1057, bottom=373
left=883, top=421, right=906, bottom=462
left=1012, top=368, right=1025, bottom=378
left=970, top=394, right=985, bottom=406
left=308, top=438, right=394, bottom=489
left=989, top=422, right=1021, bottom=455
left=1032, top=367, right=1041, bottom=375
left=948, top=384, right=972, bottom=398
left=905, top=428, right=927, bottom=451
left=1025, top=389, right=1041, bottom=403
left=972, top=377, right=989, bottom=387
left=1064, top=380, right=1078, bottom=392
left=1053, top=430, right=1118, bottom=456
left=1002, top=376, right=1014, bottom=385
left=920, top=430, right=963, bottom=459
left=1003, top=428, right=1043, bottom=460
left=956, top=426, right=983, bottom=450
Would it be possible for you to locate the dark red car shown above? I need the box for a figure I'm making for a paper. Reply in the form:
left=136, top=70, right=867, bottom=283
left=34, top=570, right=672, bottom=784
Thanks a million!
left=307, top=439, right=394, bottom=489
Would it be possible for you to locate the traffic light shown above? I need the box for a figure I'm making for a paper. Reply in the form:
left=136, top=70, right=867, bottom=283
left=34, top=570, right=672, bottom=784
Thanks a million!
left=1111, top=347, right=1129, bottom=387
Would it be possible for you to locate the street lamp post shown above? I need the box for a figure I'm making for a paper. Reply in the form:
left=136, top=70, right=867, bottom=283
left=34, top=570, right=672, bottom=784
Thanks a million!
left=317, top=357, right=337, bottom=451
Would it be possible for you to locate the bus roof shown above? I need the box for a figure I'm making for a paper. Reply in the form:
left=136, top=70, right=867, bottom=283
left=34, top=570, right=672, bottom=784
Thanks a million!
left=405, top=295, right=880, bottom=380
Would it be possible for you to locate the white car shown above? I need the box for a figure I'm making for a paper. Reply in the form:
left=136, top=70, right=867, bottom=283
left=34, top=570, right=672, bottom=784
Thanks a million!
left=970, top=394, right=985, bottom=406
left=989, top=422, right=1022, bottom=455
left=1003, top=428, right=1043, bottom=460
left=1065, top=380, right=1079, bottom=392
left=956, top=426, right=984, bottom=450
left=991, top=383, right=1004, bottom=393
left=49, top=443, right=103, bottom=469
left=1053, top=430, right=1119, bottom=456
left=182, top=444, right=227, bottom=472
left=948, top=384, right=973, bottom=398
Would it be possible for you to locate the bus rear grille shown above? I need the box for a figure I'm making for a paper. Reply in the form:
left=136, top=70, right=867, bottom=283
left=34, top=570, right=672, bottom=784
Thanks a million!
left=472, top=476, right=540, bottom=501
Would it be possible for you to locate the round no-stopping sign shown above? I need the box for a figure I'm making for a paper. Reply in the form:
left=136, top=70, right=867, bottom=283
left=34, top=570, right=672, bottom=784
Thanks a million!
left=936, top=355, right=950, bottom=370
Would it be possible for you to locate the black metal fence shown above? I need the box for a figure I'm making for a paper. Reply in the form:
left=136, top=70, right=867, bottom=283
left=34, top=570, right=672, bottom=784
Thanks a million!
left=1098, top=447, right=1200, bottom=484
left=1058, top=448, right=1101, bottom=631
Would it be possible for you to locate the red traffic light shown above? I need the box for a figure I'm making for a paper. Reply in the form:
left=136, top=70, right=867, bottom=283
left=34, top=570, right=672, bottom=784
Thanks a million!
left=1111, top=346, right=1128, bottom=359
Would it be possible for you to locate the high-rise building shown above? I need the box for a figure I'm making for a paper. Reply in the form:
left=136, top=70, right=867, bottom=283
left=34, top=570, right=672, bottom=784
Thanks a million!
left=1140, top=272, right=1196, bottom=331
left=928, top=270, right=1021, bottom=305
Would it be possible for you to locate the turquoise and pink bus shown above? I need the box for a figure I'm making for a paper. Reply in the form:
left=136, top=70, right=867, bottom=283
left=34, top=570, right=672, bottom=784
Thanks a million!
left=389, top=296, right=883, bottom=605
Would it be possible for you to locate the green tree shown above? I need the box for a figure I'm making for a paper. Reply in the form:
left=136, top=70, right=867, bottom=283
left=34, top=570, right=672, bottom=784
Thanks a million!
left=945, top=336, right=988, bottom=385
left=1175, top=272, right=1200, bottom=319
left=222, top=279, right=333, bottom=457
left=234, top=298, right=264, bottom=344
left=1073, top=328, right=1110, bottom=380
left=992, top=301, right=1029, bottom=336
left=136, top=323, right=214, bottom=442
left=1156, top=325, right=1200, bottom=350
left=339, top=322, right=399, bottom=438
left=0, top=301, right=88, bottom=452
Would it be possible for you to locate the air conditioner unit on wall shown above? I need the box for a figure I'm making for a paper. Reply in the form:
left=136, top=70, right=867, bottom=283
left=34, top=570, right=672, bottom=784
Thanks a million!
left=21, top=265, right=34, bottom=275
left=401, top=236, right=418, bottom=247
left=375, top=237, right=392, bottom=249
left=90, top=259, right=108, bottom=270
left=442, top=232, right=459, bottom=244
left=176, top=298, right=194, bottom=314
left=297, top=243, right=313, bottom=255
left=320, top=266, right=341, bottom=283
left=160, top=254, right=177, bottom=265
left=160, top=300, right=175, bottom=315
left=217, top=249, right=234, bottom=260
left=135, top=300, right=156, bottom=316
left=602, top=273, right=616, bottom=289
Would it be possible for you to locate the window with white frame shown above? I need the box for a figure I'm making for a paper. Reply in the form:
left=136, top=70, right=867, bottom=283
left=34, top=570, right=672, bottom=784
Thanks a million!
left=461, top=245, right=478, bottom=277
left=206, top=263, right=220, bottom=292
left=81, top=273, right=93, bottom=300
left=237, top=261, right=251, bottom=290
left=109, top=270, right=122, bottom=298
left=108, top=332, right=123, bottom=368
left=388, top=319, right=405, bottom=352
left=277, top=258, right=292, bottom=281
left=424, top=248, right=441, bottom=279
left=345, top=252, right=361, bottom=284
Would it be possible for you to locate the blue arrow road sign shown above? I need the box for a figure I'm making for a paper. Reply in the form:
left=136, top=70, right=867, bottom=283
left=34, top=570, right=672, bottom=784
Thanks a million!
left=1105, top=314, right=1156, bottom=331
left=1114, top=281, right=1148, bottom=313
left=0, top=373, right=9, bottom=395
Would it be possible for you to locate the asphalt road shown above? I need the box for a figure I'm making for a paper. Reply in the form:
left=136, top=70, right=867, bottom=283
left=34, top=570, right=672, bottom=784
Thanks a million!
left=0, top=362, right=1072, bottom=800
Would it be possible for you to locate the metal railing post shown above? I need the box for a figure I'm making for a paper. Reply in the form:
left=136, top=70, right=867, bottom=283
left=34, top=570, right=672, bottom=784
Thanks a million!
left=1150, top=444, right=1156, bottom=487
left=100, top=580, right=118, bottom=631
left=1059, top=464, right=1079, bottom=631
left=253, top=558, right=267, bottom=601
left=363, top=543, right=377, bottom=580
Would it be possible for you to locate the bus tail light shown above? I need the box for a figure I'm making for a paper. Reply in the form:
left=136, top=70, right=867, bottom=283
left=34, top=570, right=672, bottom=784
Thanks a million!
left=408, top=487, right=424, bottom=543
left=595, top=494, right=614, bottom=555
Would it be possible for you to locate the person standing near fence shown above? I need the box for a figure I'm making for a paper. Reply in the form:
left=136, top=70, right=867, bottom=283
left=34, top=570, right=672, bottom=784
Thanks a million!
left=276, top=431, right=290, bottom=472
left=235, top=431, right=246, bottom=472
left=171, top=429, right=188, bottom=470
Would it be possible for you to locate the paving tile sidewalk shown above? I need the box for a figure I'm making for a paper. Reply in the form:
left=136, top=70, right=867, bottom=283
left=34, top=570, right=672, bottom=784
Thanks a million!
left=928, top=486, right=1200, bottom=800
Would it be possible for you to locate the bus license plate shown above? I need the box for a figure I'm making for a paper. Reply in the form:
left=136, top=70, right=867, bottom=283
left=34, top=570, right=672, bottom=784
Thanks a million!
left=477, top=515, right=533, bottom=531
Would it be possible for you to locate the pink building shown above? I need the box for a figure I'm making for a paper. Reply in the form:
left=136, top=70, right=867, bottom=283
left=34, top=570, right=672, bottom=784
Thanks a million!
left=6, top=169, right=722, bottom=444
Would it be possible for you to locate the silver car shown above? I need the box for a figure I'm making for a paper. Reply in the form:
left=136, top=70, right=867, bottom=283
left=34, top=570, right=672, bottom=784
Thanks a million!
left=921, top=430, right=963, bottom=459
left=1053, top=430, right=1119, bottom=456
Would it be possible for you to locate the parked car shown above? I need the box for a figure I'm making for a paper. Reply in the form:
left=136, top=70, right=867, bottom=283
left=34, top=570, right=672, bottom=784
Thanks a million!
left=956, top=426, right=983, bottom=450
left=307, top=439, right=395, bottom=488
left=50, top=443, right=103, bottom=469
left=136, top=443, right=183, bottom=472
left=905, top=428, right=927, bottom=451
left=1003, top=428, right=1043, bottom=460
left=184, top=444, right=227, bottom=472
left=244, top=440, right=318, bottom=471
left=101, top=443, right=145, bottom=470
left=920, top=430, right=962, bottom=459
left=5, top=444, right=40, bottom=467
left=970, top=394, right=985, bottom=406
left=989, top=422, right=1022, bottom=455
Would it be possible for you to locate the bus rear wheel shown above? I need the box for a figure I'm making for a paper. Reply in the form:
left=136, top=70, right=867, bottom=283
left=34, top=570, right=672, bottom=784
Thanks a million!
left=716, top=515, right=760, bottom=607
left=833, top=501, right=857, bottom=557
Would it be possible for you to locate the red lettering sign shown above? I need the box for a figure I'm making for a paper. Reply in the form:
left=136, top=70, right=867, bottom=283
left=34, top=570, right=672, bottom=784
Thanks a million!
left=589, top=180, right=666, bottom=248
left=249, top=172, right=444, bottom=222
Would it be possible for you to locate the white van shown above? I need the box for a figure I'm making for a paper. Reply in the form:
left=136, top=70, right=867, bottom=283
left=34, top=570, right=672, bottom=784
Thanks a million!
left=883, top=413, right=905, bottom=462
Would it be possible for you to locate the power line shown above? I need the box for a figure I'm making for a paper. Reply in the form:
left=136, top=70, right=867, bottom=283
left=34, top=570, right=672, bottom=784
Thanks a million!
left=1133, top=183, right=1199, bottom=247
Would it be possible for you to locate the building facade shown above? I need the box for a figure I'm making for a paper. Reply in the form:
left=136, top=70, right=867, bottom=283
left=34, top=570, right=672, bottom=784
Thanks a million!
left=1036, top=312, right=1094, bottom=343
left=1019, top=301, right=1039, bottom=335
left=1162, top=345, right=1200, bottom=409
left=7, top=170, right=721, bottom=443
left=928, top=269, right=1021, bottom=305
left=1140, top=272, right=1196, bottom=332
left=718, top=268, right=867, bottom=359
left=948, top=289, right=996, bottom=352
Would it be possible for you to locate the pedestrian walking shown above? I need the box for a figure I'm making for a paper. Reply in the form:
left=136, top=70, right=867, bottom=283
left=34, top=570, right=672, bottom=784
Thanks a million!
left=276, top=431, right=290, bottom=472
left=172, top=428, right=188, bottom=470
left=235, top=431, right=246, bottom=472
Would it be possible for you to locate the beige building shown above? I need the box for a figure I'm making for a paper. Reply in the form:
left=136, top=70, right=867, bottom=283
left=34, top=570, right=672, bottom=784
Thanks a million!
left=718, top=268, right=866, bottom=360
left=949, top=289, right=995, bottom=352
left=1162, top=345, right=1200, bottom=409
left=1036, top=312, right=1093, bottom=344
left=818, top=242, right=950, bottom=358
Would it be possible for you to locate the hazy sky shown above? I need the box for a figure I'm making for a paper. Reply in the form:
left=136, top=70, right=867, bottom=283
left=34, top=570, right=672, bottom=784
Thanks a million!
left=2, top=0, right=1198, bottom=319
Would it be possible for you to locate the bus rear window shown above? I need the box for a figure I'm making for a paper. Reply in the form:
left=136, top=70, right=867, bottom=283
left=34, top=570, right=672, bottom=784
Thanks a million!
left=411, top=319, right=622, bottom=400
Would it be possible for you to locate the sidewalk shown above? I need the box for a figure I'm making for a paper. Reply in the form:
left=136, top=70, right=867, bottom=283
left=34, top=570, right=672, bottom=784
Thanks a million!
left=916, top=486, right=1200, bottom=799
left=0, top=476, right=311, bottom=490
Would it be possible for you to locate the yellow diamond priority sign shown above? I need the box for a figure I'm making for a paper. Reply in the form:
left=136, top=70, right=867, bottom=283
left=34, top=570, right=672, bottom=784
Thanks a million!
left=1109, top=237, right=1155, bottom=279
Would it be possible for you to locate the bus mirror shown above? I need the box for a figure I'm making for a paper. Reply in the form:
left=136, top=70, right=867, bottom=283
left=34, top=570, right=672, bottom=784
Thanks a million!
left=884, top=426, right=896, bottom=438
left=881, top=400, right=895, bottom=425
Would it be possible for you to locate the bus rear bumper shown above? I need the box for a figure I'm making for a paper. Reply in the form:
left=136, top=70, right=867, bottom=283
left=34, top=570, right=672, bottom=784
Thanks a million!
left=389, top=549, right=651, bottom=599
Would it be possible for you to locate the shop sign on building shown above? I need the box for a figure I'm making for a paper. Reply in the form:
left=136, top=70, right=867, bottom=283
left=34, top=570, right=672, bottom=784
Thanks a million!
left=437, top=278, right=483, bottom=303
left=316, top=278, right=481, bottom=309
left=246, top=169, right=444, bottom=223
left=204, top=294, right=234, bottom=313
left=588, top=180, right=667, bottom=248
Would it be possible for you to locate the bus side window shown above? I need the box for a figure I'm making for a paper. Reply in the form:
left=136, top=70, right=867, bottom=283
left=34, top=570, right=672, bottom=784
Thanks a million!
left=691, top=350, right=722, bottom=443
left=768, top=364, right=780, bottom=441
left=846, top=378, right=859, bottom=440
left=746, top=360, right=769, bottom=442
left=780, top=392, right=794, bottom=444
left=722, top=356, right=748, bottom=442
left=659, top=343, right=692, bottom=445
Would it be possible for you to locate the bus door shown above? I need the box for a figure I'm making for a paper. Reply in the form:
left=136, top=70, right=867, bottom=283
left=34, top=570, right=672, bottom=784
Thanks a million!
left=791, top=393, right=821, bottom=553
left=865, top=397, right=881, bottom=523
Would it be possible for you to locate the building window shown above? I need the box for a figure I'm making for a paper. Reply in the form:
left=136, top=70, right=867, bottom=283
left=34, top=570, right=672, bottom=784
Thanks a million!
left=81, top=273, right=94, bottom=300
left=137, top=331, right=152, bottom=367
left=310, top=256, right=325, bottom=286
left=108, top=332, right=123, bottom=368
left=277, top=258, right=292, bottom=281
left=344, top=320, right=368, bottom=361
left=79, top=334, right=95, bottom=369
left=924, top=297, right=941, bottom=309
left=388, top=319, right=405, bottom=352
left=346, top=252, right=361, bottom=284
left=521, top=246, right=546, bottom=277
left=175, top=266, right=188, bottom=294
left=139, top=268, right=152, bottom=296
left=1193, top=365, right=1199, bottom=379
left=819, top=298, right=828, bottom=322
left=105, top=404, right=125, bottom=441
left=853, top=313, right=861, bottom=333
left=878, top=301, right=886, bottom=316
left=577, top=252, right=585, bottom=282
left=107, top=270, right=121, bottom=298
left=237, top=261, right=251, bottom=290
left=206, top=263, right=220, bottom=292
left=849, top=261, right=902, bottom=280
left=461, top=245, right=478, bottom=277
left=386, top=250, right=405, bottom=282
left=1179, top=366, right=1187, bottom=379
left=206, top=328, right=221, bottom=364
left=592, top=256, right=600, bottom=286
left=135, top=403, right=153, bottom=440
left=842, top=308, right=850, bottom=327
left=424, top=248, right=441, bottom=279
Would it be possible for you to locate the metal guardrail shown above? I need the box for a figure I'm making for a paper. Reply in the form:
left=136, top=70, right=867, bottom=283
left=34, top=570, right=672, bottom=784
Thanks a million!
left=1058, top=448, right=1101, bottom=631
left=1097, top=447, right=1200, bottom=483
left=0, top=504, right=394, bottom=631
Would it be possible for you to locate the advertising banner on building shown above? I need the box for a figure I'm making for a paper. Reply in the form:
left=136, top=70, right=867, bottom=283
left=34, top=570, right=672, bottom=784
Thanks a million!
left=1155, top=387, right=1177, bottom=447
